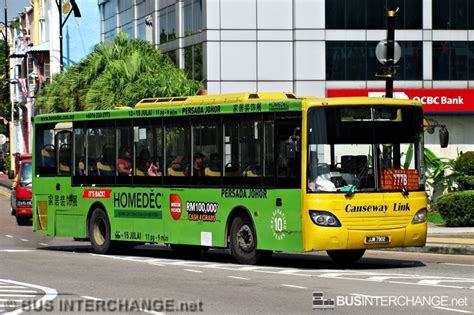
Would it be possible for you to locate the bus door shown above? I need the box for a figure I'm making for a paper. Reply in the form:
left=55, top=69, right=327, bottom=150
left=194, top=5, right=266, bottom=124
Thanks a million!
left=34, top=123, right=75, bottom=235
left=261, top=116, right=302, bottom=251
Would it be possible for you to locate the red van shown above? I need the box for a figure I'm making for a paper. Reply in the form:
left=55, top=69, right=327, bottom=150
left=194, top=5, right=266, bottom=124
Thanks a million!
left=9, top=154, right=32, bottom=226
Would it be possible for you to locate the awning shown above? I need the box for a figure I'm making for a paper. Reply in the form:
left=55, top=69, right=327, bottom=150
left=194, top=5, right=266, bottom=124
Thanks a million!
left=26, top=42, right=50, bottom=53
left=9, top=50, right=26, bottom=58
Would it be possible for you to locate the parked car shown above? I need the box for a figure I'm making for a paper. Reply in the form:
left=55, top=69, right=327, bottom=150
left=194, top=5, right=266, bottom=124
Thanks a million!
left=9, top=154, right=32, bottom=226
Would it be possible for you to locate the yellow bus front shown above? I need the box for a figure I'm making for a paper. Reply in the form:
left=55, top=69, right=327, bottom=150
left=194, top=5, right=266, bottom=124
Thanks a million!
left=301, top=98, right=428, bottom=253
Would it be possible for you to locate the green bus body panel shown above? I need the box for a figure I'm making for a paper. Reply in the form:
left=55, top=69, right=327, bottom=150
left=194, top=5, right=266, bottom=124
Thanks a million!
left=34, top=100, right=303, bottom=124
left=33, top=178, right=303, bottom=252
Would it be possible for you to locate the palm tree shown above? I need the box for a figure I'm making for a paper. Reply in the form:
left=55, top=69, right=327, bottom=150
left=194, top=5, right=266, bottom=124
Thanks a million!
left=36, top=33, right=200, bottom=113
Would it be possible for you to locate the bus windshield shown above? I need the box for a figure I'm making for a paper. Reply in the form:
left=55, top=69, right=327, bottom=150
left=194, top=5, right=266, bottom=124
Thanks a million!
left=20, top=162, right=33, bottom=187
left=307, top=106, right=424, bottom=193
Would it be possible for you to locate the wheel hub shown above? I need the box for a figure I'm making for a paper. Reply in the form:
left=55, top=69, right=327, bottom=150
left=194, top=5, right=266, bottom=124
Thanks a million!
left=93, top=218, right=106, bottom=246
left=237, top=225, right=254, bottom=252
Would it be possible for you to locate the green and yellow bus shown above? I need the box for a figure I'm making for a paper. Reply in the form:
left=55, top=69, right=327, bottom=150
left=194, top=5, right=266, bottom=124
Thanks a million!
left=33, top=92, right=428, bottom=264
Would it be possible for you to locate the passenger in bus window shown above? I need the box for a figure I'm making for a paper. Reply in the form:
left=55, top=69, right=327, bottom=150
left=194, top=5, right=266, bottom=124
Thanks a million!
left=136, top=149, right=151, bottom=176
left=205, top=152, right=221, bottom=176
left=148, top=160, right=162, bottom=176
left=117, top=146, right=132, bottom=176
left=168, top=155, right=185, bottom=176
left=188, top=152, right=205, bottom=176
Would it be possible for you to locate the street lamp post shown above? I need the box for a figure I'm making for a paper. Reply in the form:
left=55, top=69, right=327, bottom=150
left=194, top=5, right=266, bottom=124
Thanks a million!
left=385, top=0, right=397, bottom=98
left=2, top=0, right=8, bottom=119
left=55, top=0, right=81, bottom=72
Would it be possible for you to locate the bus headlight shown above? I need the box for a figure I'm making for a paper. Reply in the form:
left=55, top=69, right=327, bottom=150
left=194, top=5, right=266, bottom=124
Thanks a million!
left=412, top=208, right=427, bottom=224
left=309, top=210, right=341, bottom=227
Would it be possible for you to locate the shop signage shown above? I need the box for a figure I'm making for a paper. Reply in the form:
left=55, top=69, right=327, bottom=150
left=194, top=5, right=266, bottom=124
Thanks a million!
left=327, top=89, right=474, bottom=114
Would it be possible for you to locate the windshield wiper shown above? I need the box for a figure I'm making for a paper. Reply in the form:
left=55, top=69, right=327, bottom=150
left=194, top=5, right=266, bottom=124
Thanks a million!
left=401, top=184, right=409, bottom=197
left=344, top=184, right=358, bottom=197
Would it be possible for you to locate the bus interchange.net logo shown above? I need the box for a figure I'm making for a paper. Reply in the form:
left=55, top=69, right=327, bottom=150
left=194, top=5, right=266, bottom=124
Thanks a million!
left=4, top=298, right=204, bottom=313
left=312, top=292, right=470, bottom=310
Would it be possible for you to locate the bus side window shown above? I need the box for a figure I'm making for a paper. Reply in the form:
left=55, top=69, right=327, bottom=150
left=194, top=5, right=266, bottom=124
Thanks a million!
left=36, top=124, right=56, bottom=176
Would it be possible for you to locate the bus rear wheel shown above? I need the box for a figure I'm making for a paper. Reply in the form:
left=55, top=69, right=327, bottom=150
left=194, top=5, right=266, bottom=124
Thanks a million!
left=89, top=208, right=114, bottom=254
left=326, top=249, right=366, bottom=264
left=230, top=216, right=261, bottom=265
left=16, top=214, right=31, bottom=226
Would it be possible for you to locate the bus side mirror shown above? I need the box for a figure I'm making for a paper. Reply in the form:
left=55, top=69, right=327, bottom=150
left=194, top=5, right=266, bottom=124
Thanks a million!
left=439, top=126, right=449, bottom=148
left=8, top=170, right=15, bottom=180
left=287, top=136, right=299, bottom=159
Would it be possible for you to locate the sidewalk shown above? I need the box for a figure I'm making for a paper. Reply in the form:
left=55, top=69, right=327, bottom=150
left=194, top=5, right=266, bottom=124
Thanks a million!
left=0, top=173, right=472, bottom=255
left=420, top=223, right=474, bottom=255
left=0, top=173, right=11, bottom=190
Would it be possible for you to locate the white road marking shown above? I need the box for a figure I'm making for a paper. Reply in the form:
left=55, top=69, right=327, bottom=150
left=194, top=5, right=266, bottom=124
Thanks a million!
left=433, top=306, right=472, bottom=314
left=39, top=243, right=49, bottom=246
left=0, top=250, right=34, bottom=253
left=418, top=279, right=474, bottom=285
left=0, top=286, right=27, bottom=289
left=0, top=299, right=23, bottom=302
left=20, top=239, right=29, bottom=242
left=5, top=235, right=13, bottom=238
left=81, top=296, right=104, bottom=301
left=441, top=263, right=474, bottom=267
left=143, top=309, right=165, bottom=315
left=238, top=266, right=264, bottom=271
left=0, top=279, right=58, bottom=315
left=388, top=280, right=464, bottom=289
left=281, top=284, right=307, bottom=289
left=228, top=276, right=250, bottom=280
left=91, top=254, right=474, bottom=290
left=184, top=269, right=203, bottom=273
left=0, top=289, right=38, bottom=293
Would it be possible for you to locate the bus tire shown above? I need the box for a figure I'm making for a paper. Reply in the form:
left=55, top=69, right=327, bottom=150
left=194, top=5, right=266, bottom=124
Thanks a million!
left=89, top=208, right=114, bottom=254
left=230, top=216, right=259, bottom=265
left=16, top=215, right=31, bottom=226
left=326, top=249, right=366, bottom=264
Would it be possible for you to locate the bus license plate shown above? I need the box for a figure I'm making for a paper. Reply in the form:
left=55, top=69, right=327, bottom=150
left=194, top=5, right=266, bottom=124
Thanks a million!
left=366, top=236, right=389, bottom=244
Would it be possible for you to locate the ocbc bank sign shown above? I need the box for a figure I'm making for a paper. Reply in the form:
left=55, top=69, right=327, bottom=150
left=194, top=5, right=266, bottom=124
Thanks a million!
left=327, top=89, right=474, bottom=114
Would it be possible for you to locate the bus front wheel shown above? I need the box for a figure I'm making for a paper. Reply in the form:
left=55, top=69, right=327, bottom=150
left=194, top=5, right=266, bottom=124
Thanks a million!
left=326, top=249, right=366, bottom=264
left=89, top=208, right=114, bottom=254
left=230, top=216, right=260, bottom=265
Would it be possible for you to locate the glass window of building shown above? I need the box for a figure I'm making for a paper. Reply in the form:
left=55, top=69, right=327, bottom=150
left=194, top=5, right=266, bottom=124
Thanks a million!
left=102, top=1, right=116, bottom=42
left=159, top=5, right=177, bottom=43
left=470, top=42, right=474, bottom=80
left=137, top=0, right=155, bottom=43
left=164, top=50, right=178, bottom=66
left=433, top=0, right=471, bottom=29
left=433, top=41, right=469, bottom=80
left=184, top=43, right=203, bottom=81
left=184, top=0, right=203, bottom=36
left=326, top=0, right=422, bottom=29
left=119, top=0, right=134, bottom=39
left=326, top=41, right=422, bottom=80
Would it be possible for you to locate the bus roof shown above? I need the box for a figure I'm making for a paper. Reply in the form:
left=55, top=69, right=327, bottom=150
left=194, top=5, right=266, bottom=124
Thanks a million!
left=135, top=92, right=298, bottom=108
left=34, top=93, right=422, bottom=124
left=304, top=96, right=422, bottom=108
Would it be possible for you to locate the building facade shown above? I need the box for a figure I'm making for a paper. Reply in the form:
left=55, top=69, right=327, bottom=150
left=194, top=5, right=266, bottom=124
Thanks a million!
left=97, top=0, right=474, bottom=159
left=7, top=0, right=100, bottom=162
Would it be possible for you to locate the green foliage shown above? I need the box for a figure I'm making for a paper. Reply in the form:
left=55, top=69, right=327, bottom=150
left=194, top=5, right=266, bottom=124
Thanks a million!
left=4, top=153, right=10, bottom=172
left=0, top=40, right=11, bottom=125
left=36, top=33, right=201, bottom=113
left=453, top=151, right=474, bottom=176
left=424, top=148, right=456, bottom=205
left=436, top=191, right=474, bottom=227
left=427, top=211, right=445, bottom=225
left=456, top=175, right=474, bottom=191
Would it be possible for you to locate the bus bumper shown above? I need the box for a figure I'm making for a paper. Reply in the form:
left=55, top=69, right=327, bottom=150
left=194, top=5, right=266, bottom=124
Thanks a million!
left=304, top=222, right=427, bottom=251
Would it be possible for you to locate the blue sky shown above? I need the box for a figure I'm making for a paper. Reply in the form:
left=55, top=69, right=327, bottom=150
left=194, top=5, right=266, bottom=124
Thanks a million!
left=0, top=0, right=32, bottom=22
